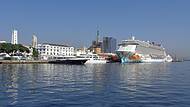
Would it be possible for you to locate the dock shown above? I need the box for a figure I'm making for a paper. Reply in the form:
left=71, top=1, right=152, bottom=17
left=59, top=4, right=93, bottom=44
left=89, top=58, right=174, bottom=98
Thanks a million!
left=0, top=60, right=48, bottom=64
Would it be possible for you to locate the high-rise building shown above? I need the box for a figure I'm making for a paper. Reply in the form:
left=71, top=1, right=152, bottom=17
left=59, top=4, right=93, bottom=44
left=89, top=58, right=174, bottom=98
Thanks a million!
left=11, top=30, right=18, bottom=44
left=32, top=34, right=38, bottom=48
left=103, top=37, right=117, bottom=53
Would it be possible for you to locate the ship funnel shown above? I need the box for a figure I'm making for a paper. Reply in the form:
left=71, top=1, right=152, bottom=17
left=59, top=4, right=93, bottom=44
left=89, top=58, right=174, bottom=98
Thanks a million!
left=132, top=36, right=135, bottom=40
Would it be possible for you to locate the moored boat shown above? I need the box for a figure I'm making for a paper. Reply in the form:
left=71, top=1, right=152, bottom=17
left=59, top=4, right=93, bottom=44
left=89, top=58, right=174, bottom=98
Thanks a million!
left=48, top=57, right=88, bottom=65
left=116, top=36, right=172, bottom=63
left=80, top=53, right=108, bottom=64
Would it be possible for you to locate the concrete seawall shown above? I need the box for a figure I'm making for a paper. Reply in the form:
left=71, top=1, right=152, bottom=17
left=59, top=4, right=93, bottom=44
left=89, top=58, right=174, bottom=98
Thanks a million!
left=0, top=60, right=48, bottom=64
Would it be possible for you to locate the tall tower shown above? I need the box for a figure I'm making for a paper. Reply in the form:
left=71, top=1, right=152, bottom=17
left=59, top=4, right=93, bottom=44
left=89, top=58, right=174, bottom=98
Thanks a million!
left=96, top=30, right=99, bottom=44
left=11, top=29, right=18, bottom=44
left=32, top=34, right=38, bottom=48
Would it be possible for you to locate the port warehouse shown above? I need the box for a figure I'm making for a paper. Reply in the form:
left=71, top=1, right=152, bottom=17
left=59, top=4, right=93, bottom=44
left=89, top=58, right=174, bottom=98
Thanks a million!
left=37, top=43, right=74, bottom=60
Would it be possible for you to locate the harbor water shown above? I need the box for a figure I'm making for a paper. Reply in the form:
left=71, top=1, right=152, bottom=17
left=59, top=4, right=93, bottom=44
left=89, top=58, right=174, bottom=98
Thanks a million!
left=0, top=62, right=190, bottom=107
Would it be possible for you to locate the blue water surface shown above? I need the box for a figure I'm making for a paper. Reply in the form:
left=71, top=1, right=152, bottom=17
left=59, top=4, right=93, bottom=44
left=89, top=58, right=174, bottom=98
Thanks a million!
left=0, top=62, right=190, bottom=107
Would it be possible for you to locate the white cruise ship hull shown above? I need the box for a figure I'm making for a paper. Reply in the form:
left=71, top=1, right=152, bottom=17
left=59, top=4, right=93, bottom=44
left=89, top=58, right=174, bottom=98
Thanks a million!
left=120, top=56, right=166, bottom=63
left=118, top=52, right=172, bottom=63
left=141, top=59, right=166, bottom=63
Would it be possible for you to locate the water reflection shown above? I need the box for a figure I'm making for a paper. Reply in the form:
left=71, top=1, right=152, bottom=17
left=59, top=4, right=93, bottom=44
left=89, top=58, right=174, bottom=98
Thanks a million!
left=0, top=63, right=168, bottom=99
left=120, top=63, right=168, bottom=82
left=0, top=64, right=20, bottom=105
left=118, top=63, right=170, bottom=102
left=0, top=62, right=189, bottom=107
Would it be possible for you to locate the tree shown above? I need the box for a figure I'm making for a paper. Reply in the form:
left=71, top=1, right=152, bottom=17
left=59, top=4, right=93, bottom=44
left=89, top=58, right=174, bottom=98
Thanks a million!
left=32, top=48, right=39, bottom=58
left=0, top=43, right=30, bottom=53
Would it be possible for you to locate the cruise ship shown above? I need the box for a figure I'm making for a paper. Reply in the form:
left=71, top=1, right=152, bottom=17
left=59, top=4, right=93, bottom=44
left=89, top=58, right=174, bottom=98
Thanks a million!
left=116, top=36, right=172, bottom=63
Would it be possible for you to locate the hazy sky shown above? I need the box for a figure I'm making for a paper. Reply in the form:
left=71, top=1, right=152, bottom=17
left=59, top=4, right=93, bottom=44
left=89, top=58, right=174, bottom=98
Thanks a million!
left=0, top=0, right=189, bottom=58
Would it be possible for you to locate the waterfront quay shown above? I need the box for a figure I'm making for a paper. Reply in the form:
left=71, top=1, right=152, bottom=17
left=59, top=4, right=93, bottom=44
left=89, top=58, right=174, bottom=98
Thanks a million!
left=0, top=60, right=48, bottom=64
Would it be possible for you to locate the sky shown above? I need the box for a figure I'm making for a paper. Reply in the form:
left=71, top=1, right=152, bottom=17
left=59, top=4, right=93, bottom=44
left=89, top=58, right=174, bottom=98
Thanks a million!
left=0, top=0, right=190, bottom=58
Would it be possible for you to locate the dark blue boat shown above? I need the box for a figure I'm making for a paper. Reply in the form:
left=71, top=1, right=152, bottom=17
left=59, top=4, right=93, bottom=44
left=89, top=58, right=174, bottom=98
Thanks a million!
left=48, top=58, right=88, bottom=65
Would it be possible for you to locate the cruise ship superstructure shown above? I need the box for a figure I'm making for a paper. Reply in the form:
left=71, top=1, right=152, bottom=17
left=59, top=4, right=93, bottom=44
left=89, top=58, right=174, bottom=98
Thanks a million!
left=116, top=36, right=172, bottom=63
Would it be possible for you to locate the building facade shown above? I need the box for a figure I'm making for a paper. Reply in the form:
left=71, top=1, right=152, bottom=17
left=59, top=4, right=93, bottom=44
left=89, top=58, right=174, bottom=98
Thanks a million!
left=37, top=43, right=74, bottom=60
left=103, top=37, right=117, bottom=53
left=32, top=34, right=37, bottom=48
left=11, top=30, right=18, bottom=44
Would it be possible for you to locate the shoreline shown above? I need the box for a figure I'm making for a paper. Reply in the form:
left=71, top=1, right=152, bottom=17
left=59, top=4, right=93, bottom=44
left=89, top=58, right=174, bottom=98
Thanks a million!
left=0, top=60, right=48, bottom=64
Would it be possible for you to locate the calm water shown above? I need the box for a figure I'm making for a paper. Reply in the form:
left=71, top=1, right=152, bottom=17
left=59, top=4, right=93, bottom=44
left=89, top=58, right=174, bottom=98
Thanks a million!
left=0, top=62, right=190, bottom=107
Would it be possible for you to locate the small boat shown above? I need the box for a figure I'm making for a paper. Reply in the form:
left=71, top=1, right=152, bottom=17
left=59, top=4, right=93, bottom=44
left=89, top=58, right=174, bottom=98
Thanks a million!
left=81, top=54, right=108, bottom=64
left=48, top=57, right=88, bottom=65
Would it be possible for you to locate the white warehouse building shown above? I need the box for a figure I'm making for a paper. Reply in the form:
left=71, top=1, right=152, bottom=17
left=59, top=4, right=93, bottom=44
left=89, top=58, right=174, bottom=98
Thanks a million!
left=37, top=43, right=74, bottom=60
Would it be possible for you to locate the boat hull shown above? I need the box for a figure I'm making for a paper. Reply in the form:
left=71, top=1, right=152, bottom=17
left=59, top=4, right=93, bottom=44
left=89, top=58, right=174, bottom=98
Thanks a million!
left=85, top=60, right=107, bottom=64
left=116, top=51, right=171, bottom=63
left=48, top=59, right=88, bottom=65
left=117, top=51, right=142, bottom=63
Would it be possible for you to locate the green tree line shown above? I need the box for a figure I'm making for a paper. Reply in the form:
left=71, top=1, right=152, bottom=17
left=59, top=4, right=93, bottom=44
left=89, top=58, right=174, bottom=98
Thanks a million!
left=0, top=43, right=30, bottom=53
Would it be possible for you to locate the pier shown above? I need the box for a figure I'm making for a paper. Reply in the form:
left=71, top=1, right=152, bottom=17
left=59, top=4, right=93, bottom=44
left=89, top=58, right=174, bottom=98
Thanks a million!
left=0, top=60, right=48, bottom=64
